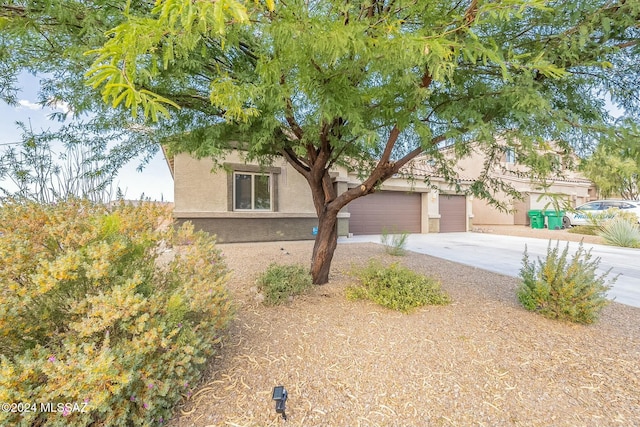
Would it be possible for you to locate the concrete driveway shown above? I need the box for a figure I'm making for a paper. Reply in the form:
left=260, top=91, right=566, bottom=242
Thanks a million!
left=338, top=232, right=640, bottom=308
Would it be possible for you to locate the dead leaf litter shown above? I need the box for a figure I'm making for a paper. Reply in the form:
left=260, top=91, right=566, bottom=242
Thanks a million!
left=169, top=237, right=640, bottom=427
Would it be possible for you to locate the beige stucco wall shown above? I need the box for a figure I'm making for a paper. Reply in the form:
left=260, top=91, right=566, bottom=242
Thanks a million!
left=454, top=142, right=588, bottom=181
left=173, top=152, right=354, bottom=240
left=466, top=195, right=475, bottom=231
left=472, top=180, right=593, bottom=226
left=174, top=154, right=225, bottom=213
left=440, top=144, right=593, bottom=226
left=175, top=150, right=478, bottom=235
left=174, top=152, right=325, bottom=215
left=472, top=199, right=513, bottom=225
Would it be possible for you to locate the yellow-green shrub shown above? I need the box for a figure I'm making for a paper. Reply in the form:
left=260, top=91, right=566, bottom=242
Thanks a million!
left=256, top=263, right=313, bottom=305
left=0, top=199, right=233, bottom=426
left=518, top=241, right=615, bottom=324
left=347, top=261, right=451, bottom=313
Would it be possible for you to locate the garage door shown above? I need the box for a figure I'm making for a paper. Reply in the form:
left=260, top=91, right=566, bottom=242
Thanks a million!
left=348, top=191, right=421, bottom=235
left=439, top=194, right=466, bottom=232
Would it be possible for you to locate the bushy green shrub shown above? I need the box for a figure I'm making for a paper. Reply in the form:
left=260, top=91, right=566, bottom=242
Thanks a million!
left=347, top=261, right=450, bottom=313
left=0, top=199, right=233, bottom=426
left=380, top=228, right=409, bottom=256
left=518, top=241, right=615, bottom=324
left=256, top=263, right=313, bottom=305
left=598, top=216, right=640, bottom=248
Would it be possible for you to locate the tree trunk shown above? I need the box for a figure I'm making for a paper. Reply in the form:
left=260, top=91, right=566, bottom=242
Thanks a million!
left=310, top=210, right=338, bottom=285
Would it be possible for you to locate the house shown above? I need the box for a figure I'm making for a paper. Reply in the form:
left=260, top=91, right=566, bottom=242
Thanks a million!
left=446, top=142, right=595, bottom=226
left=167, top=150, right=474, bottom=242
left=166, top=135, right=595, bottom=242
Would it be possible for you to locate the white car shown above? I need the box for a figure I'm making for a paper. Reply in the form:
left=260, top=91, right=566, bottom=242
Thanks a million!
left=563, top=200, right=640, bottom=228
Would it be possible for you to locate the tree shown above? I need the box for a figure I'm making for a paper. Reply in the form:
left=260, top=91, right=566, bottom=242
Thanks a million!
left=581, top=124, right=640, bottom=200
left=2, top=0, right=639, bottom=284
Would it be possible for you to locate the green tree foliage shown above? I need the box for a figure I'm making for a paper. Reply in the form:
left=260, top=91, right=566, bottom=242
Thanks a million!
left=580, top=128, right=640, bottom=199
left=2, top=0, right=639, bottom=283
left=0, top=199, right=233, bottom=426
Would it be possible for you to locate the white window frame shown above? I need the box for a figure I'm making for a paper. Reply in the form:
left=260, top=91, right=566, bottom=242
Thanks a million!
left=233, top=172, right=273, bottom=211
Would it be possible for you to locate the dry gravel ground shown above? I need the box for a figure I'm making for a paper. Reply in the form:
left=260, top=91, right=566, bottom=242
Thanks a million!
left=169, top=234, right=640, bottom=427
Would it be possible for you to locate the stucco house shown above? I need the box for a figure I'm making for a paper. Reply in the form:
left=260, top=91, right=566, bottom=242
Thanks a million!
left=167, top=137, right=593, bottom=241
left=446, top=142, right=596, bottom=226
left=168, top=150, right=474, bottom=242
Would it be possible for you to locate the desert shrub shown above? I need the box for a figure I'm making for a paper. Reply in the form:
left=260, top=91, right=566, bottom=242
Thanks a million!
left=0, top=199, right=233, bottom=426
left=585, top=207, right=638, bottom=231
left=611, top=208, right=640, bottom=226
left=518, top=241, right=615, bottom=324
left=598, top=216, right=640, bottom=248
left=567, top=225, right=599, bottom=235
left=347, top=261, right=450, bottom=313
left=380, top=228, right=409, bottom=256
left=256, top=263, right=313, bottom=305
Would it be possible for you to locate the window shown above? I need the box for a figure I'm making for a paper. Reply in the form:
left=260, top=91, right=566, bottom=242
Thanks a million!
left=225, top=163, right=280, bottom=212
left=505, top=148, right=516, bottom=164
left=577, top=202, right=603, bottom=211
left=234, top=172, right=271, bottom=210
left=610, top=201, right=635, bottom=209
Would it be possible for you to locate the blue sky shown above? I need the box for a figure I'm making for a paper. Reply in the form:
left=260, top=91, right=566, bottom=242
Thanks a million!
left=0, top=74, right=174, bottom=202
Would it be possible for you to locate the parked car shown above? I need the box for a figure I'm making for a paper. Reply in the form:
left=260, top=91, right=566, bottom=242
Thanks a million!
left=563, top=200, right=640, bottom=228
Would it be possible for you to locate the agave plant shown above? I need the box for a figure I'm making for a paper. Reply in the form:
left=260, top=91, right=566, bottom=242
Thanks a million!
left=599, top=217, right=640, bottom=248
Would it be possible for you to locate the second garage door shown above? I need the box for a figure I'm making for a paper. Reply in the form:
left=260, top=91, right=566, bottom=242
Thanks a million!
left=348, top=191, right=421, bottom=235
left=439, top=194, right=467, bottom=232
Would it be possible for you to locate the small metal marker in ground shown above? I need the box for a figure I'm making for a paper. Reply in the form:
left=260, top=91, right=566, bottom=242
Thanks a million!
left=272, top=385, right=288, bottom=420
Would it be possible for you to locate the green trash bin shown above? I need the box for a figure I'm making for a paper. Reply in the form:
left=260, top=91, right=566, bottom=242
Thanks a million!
left=528, top=210, right=545, bottom=229
left=544, top=210, right=565, bottom=230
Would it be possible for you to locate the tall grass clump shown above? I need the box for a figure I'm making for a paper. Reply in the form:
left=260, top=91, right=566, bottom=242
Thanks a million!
left=380, top=228, right=409, bottom=256
left=347, top=261, right=450, bottom=313
left=598, top=216, right=640, bottom=248
left=518, top=241, right=615, bottom=324
left=0, top=199, right=233, bottom=426
left=256, top=263, right=313, bottom=305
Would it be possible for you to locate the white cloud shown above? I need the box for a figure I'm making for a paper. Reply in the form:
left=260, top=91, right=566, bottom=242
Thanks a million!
left=16, top=98, right=74, bottom=117
left=17, top=99, right=42, bottom=110
left=48, top=99, right=74, bottom=117
left=48, top=99, right=71, bottom=113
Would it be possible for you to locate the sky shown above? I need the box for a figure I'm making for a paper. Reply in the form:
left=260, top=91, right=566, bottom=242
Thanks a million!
left=0, top=74, right=174, bottom=202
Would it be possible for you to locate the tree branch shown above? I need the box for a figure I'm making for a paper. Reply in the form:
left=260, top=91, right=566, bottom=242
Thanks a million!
left=0, top=5, right=27, bottom=17
left=280, top=75, right=305, bottom=140
left=391, top=133, right=448, bottom=174
left=281, top=146, right=311, bottom=177
left=379, top=125, right=401, bottom=165
left=464, top=0, right=479, bottom=26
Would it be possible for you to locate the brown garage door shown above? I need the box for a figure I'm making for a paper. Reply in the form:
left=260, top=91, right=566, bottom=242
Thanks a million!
left=439, top=194, right=466, bottom=232
left=348, top=191, right=421, bottom=235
